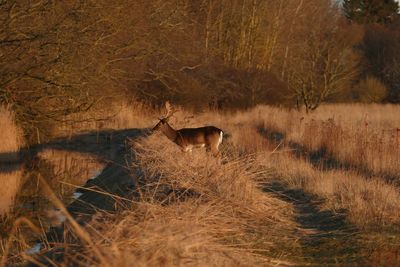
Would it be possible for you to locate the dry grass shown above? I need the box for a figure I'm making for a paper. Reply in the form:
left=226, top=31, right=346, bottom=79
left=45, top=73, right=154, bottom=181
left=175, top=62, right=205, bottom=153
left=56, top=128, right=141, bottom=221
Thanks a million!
left=258, top=152, right=400, bottom=230
left=134, top=135, right=292, bottom=227
left=4, top=102, right=400, bottom=266
left=0, top=103, right=303, bottom=266
left=253, top=104, right=400, bottom=179
left=204, top=104, right=400, bottom=230
left=0, top=106, right=24, bottom=216
left=84, top=201, right=282, bottom=267
left=10, top=133, right=299, bottom=266
left=138, top=103, right=400, bottom=229
left=77, top=135, right=298, bottom=266
left=54, top=100, right=154, bottom=138
left=0, top=105, right=23, bottom=163
left=0, top=170, right=24, bottom=216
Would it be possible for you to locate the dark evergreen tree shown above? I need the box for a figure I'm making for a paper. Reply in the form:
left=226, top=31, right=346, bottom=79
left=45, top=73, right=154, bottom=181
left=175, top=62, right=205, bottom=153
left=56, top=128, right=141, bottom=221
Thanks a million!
left=343, top=0, right=399, bottom=24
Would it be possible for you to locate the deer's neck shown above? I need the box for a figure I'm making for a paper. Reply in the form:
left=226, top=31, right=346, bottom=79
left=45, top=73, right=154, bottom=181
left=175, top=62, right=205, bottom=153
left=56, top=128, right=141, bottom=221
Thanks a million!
left=161, top=122, right=178, bottom=142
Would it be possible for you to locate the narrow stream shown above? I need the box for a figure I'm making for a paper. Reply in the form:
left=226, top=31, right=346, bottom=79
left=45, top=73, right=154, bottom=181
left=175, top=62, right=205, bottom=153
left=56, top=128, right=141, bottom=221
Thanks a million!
left=0, top=150, right=105, bottom=258
left=1, top=128, right=142, bottom=264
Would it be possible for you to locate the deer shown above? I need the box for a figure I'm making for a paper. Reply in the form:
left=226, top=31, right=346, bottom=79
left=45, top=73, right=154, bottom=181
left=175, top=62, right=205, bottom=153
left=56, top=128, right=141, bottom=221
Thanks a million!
left=152, top=102, right=224, bottom=157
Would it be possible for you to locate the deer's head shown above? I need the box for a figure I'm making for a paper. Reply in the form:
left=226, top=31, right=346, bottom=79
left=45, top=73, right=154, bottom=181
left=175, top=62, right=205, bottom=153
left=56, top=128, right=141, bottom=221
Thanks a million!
left=152, top=117, right=170, bottom=131
left=152, top=101, right=176, bottom=132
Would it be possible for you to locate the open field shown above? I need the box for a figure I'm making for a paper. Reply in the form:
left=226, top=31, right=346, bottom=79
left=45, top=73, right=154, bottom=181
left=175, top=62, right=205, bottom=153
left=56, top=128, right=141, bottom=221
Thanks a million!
left=2, top=1, right=400, bottom=265
left=1, top=103, right=400, bottom=266
left=255, top=104, right=400, bottom=181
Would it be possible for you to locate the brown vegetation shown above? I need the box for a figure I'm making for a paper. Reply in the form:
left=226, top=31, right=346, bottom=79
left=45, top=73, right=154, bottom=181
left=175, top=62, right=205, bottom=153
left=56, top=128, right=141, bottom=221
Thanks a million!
left=2, top=0, right=400, bottom=265
left=0, top=106, right=23, bottom=216
left=3, top=0, right=399, bottom=143
left=253, top=104, right=400, bottom=180
left=2, top=103, right=400, bottom=265
left=0, top=106, right=23, bottom=163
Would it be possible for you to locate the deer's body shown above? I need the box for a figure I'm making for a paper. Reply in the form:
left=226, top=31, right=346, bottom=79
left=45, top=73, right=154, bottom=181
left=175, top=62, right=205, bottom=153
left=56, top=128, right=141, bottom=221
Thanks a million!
left=162, top=123, right=223, bottom=153
left=152, top=102, right=224, bottom=157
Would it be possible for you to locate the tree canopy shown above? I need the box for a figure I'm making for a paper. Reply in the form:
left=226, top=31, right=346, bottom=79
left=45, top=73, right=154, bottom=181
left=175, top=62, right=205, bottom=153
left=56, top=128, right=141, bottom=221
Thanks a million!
left=343, top=0, right=399, bottom=24
left=2, top=0, right=400, bottom=142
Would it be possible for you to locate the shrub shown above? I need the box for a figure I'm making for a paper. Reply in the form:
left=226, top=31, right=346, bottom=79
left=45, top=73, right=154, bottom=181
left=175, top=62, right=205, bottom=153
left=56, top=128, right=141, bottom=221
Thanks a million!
left=354, top=76, right=388, bottom=103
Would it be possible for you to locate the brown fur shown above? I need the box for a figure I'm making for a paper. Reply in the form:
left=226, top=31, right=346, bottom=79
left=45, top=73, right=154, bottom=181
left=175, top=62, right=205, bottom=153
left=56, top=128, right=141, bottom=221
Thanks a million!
left=152, top=119, right=223, bottom=157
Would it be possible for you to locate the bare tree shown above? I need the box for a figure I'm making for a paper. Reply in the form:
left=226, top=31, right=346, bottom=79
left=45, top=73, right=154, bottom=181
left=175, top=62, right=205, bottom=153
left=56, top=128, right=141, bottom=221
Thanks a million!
left=0, top=0, right=194, bottom=141
left=282, top=1, right=361, bottom=112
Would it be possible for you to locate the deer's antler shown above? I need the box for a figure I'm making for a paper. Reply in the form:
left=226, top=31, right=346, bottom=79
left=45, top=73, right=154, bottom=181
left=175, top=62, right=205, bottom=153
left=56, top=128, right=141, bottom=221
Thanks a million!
left=164, top=101, right=176, bottom=119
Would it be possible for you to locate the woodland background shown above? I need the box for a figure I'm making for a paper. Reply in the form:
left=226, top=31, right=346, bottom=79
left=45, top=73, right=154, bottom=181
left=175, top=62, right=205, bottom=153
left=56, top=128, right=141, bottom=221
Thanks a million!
left=1, top=0, right=399, bottom=142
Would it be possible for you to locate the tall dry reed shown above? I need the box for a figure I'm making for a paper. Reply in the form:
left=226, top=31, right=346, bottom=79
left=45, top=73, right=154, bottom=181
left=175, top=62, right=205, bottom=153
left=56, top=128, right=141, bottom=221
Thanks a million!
left=54, top=100, right=154, bottom=138
left=210, top=105, right=400, bottom=230
left=0, top=105, right=24, bottom=216
left=7, top=103, right=400, bottom=266
left=258, top=152, right=400, bottom=230
left=250, top=104, right=400, bottom=179
left=18, top=133, right=299, bottom=266
left=0, top=105, right=23, bottom=163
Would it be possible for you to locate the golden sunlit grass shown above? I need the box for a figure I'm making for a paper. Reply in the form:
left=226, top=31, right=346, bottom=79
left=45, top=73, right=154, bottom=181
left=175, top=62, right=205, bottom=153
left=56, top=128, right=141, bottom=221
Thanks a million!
left=4, top=133, right=298, bottom=266
left=3, top=102, right=400, bottom=266
left=0, top=106, right=24, bottom=216
left=54, top=100, right=154, bottom=138
left=206, top=104, right=400, bottom=230
left=258, top=152, right=400, bottom=229
left=144, top=103, right=400, bottom=230
left=134, top=135, right=292, bottom=226
left=253, top=104, right=400, bottom=179
left=71, top=135, right=298, bottom=266
left=92, top=201, right=274, bottom=266
left=0, top=105, right=23, bottom=163
left=0, top=170, right=24, bottom=216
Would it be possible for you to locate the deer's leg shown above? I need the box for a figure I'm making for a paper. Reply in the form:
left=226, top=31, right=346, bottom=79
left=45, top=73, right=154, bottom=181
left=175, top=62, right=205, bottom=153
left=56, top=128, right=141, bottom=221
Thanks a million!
left=182, top=146, right=193, bottom=153
left=210, top=144, right=221, bottom=158
left=207, top=145, right=220, bottom=158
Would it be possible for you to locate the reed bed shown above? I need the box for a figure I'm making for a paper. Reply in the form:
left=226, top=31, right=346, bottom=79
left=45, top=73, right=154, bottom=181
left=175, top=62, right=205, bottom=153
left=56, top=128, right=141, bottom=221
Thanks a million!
left=253, top=104, right=400, bottom=179
left=141, top=103, right=400, bottom=229
left=0, top=105, right=23, bottom=163
left=15, top=133, right=299, bottom=266
left=0, top=106, right=24, bottom=216
left=258, top=152, right=400, bottom=230
left=53, top=100, right=154, bottom=138
left=4, top=102, right=400, bottom=266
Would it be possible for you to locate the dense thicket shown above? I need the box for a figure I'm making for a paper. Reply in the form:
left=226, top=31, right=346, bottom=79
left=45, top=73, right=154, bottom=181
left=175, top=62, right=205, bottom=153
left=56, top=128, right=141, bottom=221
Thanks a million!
left=343, top=0, right=400, bottom=102
left=0, top=0, right=399, bottom=141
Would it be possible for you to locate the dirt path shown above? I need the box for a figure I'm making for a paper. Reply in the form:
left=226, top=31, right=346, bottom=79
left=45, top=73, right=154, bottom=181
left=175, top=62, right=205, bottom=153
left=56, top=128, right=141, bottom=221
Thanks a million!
left=264, top=181, right=364, bottom=265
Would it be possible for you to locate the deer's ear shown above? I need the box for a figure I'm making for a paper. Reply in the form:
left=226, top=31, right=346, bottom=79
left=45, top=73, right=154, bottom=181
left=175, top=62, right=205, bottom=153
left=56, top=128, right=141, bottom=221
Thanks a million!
left=165, top=101, right=171, bottom=110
